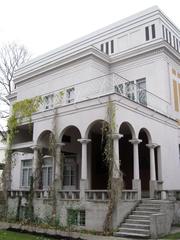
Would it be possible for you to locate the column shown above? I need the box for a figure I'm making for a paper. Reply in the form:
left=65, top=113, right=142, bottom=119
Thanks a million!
left=31, top=145, right=40, bottom=188
left=78, top=138, right=91, bottom=180
left=55, top=142, right=65, bottom=189
left=146, top=143, right=157, bottom=198
left=129, top=138, right=142, bottom=200
left=111, top=133, right=123, bottom=178
left=78, top=138, right=91, bottom=200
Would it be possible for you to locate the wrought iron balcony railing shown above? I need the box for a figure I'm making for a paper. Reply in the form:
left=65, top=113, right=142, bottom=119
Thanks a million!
left=37, top=73, right=171, bottom=117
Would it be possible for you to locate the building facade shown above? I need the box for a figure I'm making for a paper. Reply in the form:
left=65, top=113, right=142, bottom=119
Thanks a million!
left=6, top=6, right=180, bottom=238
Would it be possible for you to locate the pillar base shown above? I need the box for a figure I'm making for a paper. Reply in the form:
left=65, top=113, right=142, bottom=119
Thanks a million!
left=150, top=180, right=157, bottom=199
left=80, top=179, right=88, bottom=201
left=132, top=179, right=141, bottom=200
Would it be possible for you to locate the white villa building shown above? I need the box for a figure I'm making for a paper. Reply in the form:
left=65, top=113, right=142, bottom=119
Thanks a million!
left=6, top=6, right=180, bottom=238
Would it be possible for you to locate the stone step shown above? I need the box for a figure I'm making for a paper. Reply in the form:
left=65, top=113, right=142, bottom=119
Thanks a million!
left=141, top=200, right=164, bottom=204
left=114, top=231, right=150, bottom=238
left=136, top=206, right=160, bottom=212
left=117, top=227, right=150, bottom=235
left=140, top=203, right=160, bottom=208
left=126, top=219, right=150, bottom=225
left=132, top=210, right=156, bottom=215
left=129, top=214, right=150, bottom=220
left=121, top=223, right=150, bottom=230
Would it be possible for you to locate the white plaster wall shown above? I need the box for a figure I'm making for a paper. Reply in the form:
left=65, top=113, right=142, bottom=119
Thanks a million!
left=16, top=57, right=109, bottom=102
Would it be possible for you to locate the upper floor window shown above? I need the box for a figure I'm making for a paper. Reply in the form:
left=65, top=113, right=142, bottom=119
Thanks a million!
left=111, top=40, right=114, bottom=54
left=100, top=43, right=104, bottom=52
left=44, top=94, right=54, bottom=110
left=21, top=159, right=32, bottom=188
left=66, top=87, right=75, bottom=104
left=105, top=42, right=109, bottom=54
left=100, top=40, right=114, bottom=54
left=151, top=24, right=156, bottom=39
left=145, top=27, right=150, bottom=41
left=162, top=25, right=165, bottom=39
left=169, top=31, right=172, bottom=45
left=145, top=24, right=156, bottom=41
left=162, top=24, right=180, bottom=53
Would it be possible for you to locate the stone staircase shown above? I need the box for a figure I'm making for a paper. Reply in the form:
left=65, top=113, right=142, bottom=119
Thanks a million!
left=114, top=200, right=161, bottom=238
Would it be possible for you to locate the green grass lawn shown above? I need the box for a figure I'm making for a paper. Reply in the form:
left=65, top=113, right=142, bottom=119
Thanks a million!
left=0, top=230, right=57, bottom=240
left=162, top=232, right=180, bottom=239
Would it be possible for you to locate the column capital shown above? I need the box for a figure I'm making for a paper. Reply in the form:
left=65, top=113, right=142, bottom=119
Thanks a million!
left=56, top=142, right=65, bottom=148
left=129, top=138, right=142, bottom=144
left=111, top=133, right=123, bottom=140
left=146, top=143, right=158, bottom=149
left=31, top=144, right=40, bottom=150
left=77, top=138, right=91, bottom=144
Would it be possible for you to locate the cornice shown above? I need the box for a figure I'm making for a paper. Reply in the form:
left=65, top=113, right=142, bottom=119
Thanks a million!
left=14, top=47, right=110, bottom=85
left=110, top=40, right=180, bottom=65
left=14, top=40, right=180, bottom=87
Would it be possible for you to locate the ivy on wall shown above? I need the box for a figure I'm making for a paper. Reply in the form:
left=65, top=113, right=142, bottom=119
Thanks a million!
left=7, top=96, right=43, bottom=145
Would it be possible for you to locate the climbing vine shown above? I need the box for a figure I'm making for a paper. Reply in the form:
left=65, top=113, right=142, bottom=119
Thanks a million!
left=7, top=96, right=43, bottom=145
left=2, top=96, right=43, bottom=219
left=102, top=98, right=124, bottom=233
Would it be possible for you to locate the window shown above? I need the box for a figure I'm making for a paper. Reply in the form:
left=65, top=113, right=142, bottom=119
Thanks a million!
left=111, top=40, right=114, bottom=54
left=162, top=25, right=165, bottom=39
left=105, top=42, right=109, bottom=54
left=173, top=36, right=176, bottom=48
left=66, top=87, right=75, bottom=103
left=176, top=38, right=179, bottom=52
left=100, top=43, right=104, bottom=52
left=136, top=78, right=147, bottom=105
left=165, top=28, right=169, bottom=42
left=145, top=27, right=149, bottom=41
left=42, top=157, right=52, bottom=189
left=63, top=156, right=76, bottom=188
left=151, top=24, right=156, bottom=39
left=21, top=160, right=32, bottom=187
left=67, top=209, right=85, bottom=226
left=169, top=31, right=172, bottom=45
left=44, top=94, right=54, bottom=110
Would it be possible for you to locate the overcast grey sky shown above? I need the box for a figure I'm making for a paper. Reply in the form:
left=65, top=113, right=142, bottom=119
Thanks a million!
left=0, top=0, right=180, bottom=58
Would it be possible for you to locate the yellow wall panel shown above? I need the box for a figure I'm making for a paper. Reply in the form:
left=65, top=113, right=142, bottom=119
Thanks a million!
left=172, top=68, right=177, bottom=76
left=173, top=80, right=179, bottom=112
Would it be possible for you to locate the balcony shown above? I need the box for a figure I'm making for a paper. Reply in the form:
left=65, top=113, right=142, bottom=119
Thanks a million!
left=37, top=73, right=171, bottom=117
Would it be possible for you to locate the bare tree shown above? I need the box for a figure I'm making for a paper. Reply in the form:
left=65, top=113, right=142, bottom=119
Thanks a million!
left=0, top=42, right=30, bottom=139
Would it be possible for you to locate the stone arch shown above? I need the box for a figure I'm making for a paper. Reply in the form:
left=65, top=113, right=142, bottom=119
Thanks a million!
left=59, top=125, right=82, bottom=142
left=84, top=119, right=108, bottom=139
left=37, top=130, right=54, bottom=150
left=119, top=121, right=136, bottom=139
left=138, top=127, right=152, bottom=144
